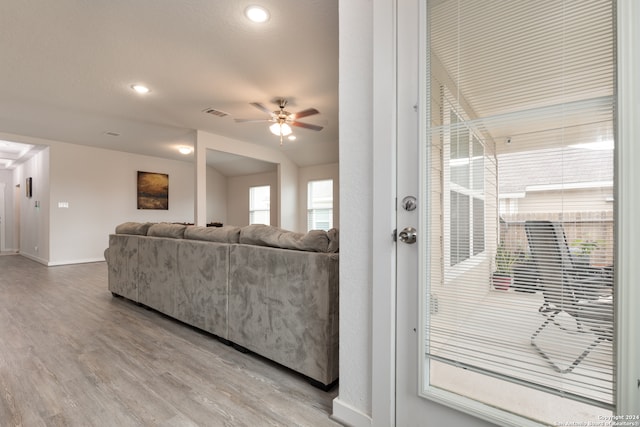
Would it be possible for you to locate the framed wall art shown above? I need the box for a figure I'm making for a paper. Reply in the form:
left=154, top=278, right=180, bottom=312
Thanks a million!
left=137, top=171, right=169, bottom=210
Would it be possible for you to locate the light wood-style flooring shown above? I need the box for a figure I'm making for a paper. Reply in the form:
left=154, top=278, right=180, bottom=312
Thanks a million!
left=0, top=255, right=340, bottom=426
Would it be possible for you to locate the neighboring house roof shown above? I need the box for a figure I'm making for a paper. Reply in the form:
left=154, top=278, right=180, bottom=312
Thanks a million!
left=497, top=147, right=613, bottom=195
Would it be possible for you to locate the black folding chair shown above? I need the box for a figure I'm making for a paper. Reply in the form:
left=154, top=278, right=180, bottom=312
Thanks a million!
left=524, top=220, right=613, bottom=374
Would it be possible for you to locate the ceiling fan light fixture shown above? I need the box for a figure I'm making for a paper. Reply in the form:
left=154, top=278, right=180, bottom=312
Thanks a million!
left=178, top=146, right=193, bottom=155
left=288, top=135, right=297, bottom=141
left=245, top=5, right=270, bottom=23
left=270, top=122, right=292, bottom=136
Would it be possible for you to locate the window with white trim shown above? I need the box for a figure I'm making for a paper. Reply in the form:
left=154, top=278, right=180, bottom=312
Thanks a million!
left=307, top=179, right=333, bottom=231
left=448, top=109, right=485, bottom=266
left=249, top=185, right=270, bottom=225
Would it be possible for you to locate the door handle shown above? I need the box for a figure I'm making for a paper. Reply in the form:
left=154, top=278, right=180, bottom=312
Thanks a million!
left=398, top=227, right=417, bottom=244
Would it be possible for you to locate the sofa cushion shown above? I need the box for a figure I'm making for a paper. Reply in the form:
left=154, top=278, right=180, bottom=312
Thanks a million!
left=184, top=225, right=241, bottom=243
left=327, top=228, right=339, bottom=253
left=147, top=223, right=187, bottom=239
left=239, top=224, right=329, bottom=253
left=115, top=221, right=153, bottom=235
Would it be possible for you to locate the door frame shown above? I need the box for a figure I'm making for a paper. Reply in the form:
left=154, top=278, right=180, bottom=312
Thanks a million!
left=371, top=0, right=640, bottom=425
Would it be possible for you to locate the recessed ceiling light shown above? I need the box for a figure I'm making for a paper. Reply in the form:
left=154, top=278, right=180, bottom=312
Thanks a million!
left=131, top=84, right=151, bottom=94
left=178, top=146, right=193, bottom=155
left=245, top=5, right=270, bottom=23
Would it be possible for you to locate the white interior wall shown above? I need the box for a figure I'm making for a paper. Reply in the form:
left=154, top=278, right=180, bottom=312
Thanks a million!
left=333, top=0, right=374, bottom=424
left=206, top=165, right=228, bottom=224
left=277, top=160, right=298, bottom=231
left=48, top=141, right=195, bottom=265
left=3, top=132, right=195, bottom=266
left=226, top=171, right=278, bottom=227
left=297, top=163, right=339, bottom=231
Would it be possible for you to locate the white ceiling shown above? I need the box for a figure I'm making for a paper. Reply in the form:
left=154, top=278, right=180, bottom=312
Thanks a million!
left=0, top=0, right=338, bottom=171
left=0, top=140, right=36, bottom=169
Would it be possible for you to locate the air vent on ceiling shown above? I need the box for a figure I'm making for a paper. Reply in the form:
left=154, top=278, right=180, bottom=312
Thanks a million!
left=104, top=131, right=121, bottom=137
left=203, top=108, right=230, bottom=118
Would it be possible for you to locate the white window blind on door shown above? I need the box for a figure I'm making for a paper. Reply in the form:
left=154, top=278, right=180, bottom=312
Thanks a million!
left=424, top=0, right=615, bottom=419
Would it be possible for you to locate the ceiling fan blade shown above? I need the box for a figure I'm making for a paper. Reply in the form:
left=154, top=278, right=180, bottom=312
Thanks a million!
left=292, top=121, right=323, bottom=131
left=234, top=118, right=271, bottom=123
left=250, top=102, right=275, bottom=116
left=293, top=108, right=320, bottom=119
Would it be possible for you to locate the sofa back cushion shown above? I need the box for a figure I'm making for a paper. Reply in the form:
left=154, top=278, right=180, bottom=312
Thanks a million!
left=239, top=224, right=329, bottom=253
left=184, top=225, right=241, bottom=243
left=115, top=222, right=153, bottom=235
left=327, top=228, right=339, bottom=253
left=147, top=223, right=187, bottom=239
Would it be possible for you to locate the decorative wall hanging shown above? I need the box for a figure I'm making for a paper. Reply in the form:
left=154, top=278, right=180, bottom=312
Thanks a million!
left=137, top=171, right=168, bottom=210
left=26, top=177, right=32, bottom=198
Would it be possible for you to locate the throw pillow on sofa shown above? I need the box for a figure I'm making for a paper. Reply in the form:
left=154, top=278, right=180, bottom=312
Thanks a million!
left=239, top=224, right=330, bottom=253
left=115, top=222, right=154, bottom=235
left=147, top=223, right=188, bottom=239
left=184, top=225, right=241, bottom=243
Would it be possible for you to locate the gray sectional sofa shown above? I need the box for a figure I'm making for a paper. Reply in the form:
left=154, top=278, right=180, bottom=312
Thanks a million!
left=104, top=222, right=339, bottom=388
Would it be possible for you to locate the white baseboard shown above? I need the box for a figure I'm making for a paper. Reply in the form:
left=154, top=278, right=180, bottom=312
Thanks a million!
left=47, top=257, right=106, bottom=266
left=19, top=252, right=49, bottom=265
left=332, top=397, right=372, bottom=427
left=16, top=252, right=106, bottom=266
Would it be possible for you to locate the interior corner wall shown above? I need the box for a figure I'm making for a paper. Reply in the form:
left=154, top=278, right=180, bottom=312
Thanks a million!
left=196, top=130, right=299, bottom=232
left=206, top=165, right=228, bottom=224
left=297, top=163, right=340, bottom=231
left=226, top=171, right=278, bottom=227
left=0, top=169, right=16, bottom=251
left=277, top=160, right=298, bottom=231
left=14, top=147, right=51, bottom=264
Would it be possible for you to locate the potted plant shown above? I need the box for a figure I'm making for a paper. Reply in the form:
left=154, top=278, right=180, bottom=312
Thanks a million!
left=492, top=244, right=519, bottom=290
left=570, top=239, right=600, bottom=268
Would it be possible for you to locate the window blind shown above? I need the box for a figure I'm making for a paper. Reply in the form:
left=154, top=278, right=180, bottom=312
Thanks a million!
left=423, top=0, right=615, bottom=420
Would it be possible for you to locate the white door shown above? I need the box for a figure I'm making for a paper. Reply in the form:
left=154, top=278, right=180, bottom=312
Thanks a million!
left=394, top=0, right=622, bottom=425
left=392, top=0, right=540, bottom=422
left=395, top=2, right=487, bottom=424
left=394, top=1, right=488, bottom=424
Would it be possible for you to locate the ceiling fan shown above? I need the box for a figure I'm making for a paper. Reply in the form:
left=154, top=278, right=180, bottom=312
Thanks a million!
left=235, top=98, right=323, bottom=144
